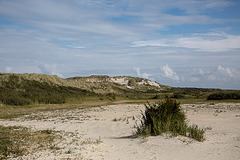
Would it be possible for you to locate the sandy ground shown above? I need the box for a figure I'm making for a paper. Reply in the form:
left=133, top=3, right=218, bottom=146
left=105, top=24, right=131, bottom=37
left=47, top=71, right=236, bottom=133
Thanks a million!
left=0, top=103, right=240, bottom=160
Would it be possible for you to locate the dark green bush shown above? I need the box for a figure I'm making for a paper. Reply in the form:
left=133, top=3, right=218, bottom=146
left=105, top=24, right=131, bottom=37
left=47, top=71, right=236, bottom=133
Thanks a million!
left=152, top=95, right=160, bottom=99
left=171, top=93, right=185, bottom=99
left=207, top=92, right=240, bottom=100
left=134, top=97, right=205, bottom=142
left=1, top=95, right=31, bottom=106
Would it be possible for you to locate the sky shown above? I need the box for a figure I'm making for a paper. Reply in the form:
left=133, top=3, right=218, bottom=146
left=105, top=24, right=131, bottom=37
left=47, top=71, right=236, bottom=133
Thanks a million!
left=0, top=0, right=240, bottom=89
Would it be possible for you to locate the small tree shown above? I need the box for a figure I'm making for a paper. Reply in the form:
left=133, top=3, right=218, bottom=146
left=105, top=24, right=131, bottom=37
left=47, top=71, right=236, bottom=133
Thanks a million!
left=134, top=97, right=205, bottom=142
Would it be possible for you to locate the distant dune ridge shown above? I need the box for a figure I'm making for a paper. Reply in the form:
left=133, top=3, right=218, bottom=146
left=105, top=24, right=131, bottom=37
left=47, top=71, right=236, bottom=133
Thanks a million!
left=0, top=73, right=170, bottom=106
left=0, top=73, right=238, bottom=106
left=0, top=73, right=166, bottom=94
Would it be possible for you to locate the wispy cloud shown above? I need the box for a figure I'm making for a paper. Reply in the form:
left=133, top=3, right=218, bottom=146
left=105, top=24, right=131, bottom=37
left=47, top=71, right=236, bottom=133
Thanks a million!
left=5, top=66, right=12, bottom=72
left=203, top=0, right=233, bottom=9
left=176, top=33, right=240, bottom=52
left=203, top=66, right=239, bottom=81
left=161, top=64, right=180, bottom=81
left=133, top=67, right=141, bottom=77
left=181, top=66, right=240, bottom=87
left=38, top=63, right=63, bottom=78
left=217, top=65, right=233, bottom=77
left=133, top=67, right=152, bottom=79
left=132, top=32, right=240, bottom=52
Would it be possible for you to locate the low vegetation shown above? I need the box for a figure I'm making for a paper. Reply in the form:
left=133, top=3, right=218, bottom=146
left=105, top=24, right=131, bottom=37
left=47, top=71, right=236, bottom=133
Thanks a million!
left=134, top=97, right=205, bottom=142
left=0, top=73, right=166, bottom=106
left=0, top=126, right=58, bottom=159
left=0, top=73, right=239, bottom=107
left=207, top=91, right=240, bottom=100
left=0, top=74, right=100, bottom=106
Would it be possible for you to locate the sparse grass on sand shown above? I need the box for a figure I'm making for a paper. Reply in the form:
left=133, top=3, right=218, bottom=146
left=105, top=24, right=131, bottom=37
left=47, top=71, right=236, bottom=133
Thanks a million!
left=0, top=126, right=59, bottom=159
left=1, top=98, right=239, bottom=119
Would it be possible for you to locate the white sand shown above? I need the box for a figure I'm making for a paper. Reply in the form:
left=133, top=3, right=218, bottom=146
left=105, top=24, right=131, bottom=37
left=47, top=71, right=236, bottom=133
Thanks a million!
left=0, top=103, right=240, bottom=160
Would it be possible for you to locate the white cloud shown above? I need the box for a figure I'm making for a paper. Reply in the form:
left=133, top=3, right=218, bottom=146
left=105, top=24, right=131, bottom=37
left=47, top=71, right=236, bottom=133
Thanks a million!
left=198, top=68, right=212, bottom=76
left=141, top=73, right=152, bottom=79
left=204, top=0, right=233, bottom=9
left=132, top=40, right=168, bottom=47
left=193, top=66, right=239, bottom=82
left=176, top=33, right=240, bottom=52
left=133, top=67, right=152, bottom=79
left=132, top=32, right=240, bottom=52
left=161, top=64, right=180, bottom=81
left=5, top=66, right=12, bottom=72
left=38, top=64, right=63, bottom=77
left=133, top=67, right=141, bottom=77
left=217, top=65, right=234, bottom=77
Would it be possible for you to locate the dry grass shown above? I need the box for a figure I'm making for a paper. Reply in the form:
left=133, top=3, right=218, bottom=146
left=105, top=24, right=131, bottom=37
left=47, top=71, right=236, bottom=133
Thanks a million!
left=1, top=98, right=239, bottom=119
left=0, top=101, right=112, bottom=119
left=0, top=126, right=59, bottom=159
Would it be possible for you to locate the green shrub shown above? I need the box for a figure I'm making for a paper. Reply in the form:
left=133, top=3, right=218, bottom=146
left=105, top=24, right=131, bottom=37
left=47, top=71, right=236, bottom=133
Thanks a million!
left=134, top=97, right=205, bottom=142
left=152, top=95, right=161, bottom=99
left=207, top=92, right=240, bottom=100
left=171, top=93, right=185, bottom=99
left=187, top=125, right=205, bottom=142
left=0, top=94, right=31, bottom=106
left=128, top=79, right=137, bottom=87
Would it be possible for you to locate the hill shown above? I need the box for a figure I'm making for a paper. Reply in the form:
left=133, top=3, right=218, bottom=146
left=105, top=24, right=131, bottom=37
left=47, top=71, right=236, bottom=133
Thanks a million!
left=0, top=73, right=168, bottom=105
left=1, top=73, right=238, bottom=106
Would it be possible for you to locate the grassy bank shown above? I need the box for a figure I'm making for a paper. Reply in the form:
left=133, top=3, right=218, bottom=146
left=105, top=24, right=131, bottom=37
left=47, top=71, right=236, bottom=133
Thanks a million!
left=0, top=100, right=115, bottom=119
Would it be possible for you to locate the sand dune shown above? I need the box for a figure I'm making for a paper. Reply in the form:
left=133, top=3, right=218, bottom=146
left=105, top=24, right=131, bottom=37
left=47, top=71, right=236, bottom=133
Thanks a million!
left=0, top=103, right=240, bottom=160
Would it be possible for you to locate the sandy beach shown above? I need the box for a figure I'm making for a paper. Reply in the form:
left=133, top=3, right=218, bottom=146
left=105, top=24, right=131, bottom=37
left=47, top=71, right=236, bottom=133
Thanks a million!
left=0, top=103, right=240, bottom=160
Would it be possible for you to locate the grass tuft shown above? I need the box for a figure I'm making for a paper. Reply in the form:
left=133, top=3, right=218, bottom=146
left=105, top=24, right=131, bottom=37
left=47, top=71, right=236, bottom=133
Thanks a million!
left=134, top=97, right=205, bottom=142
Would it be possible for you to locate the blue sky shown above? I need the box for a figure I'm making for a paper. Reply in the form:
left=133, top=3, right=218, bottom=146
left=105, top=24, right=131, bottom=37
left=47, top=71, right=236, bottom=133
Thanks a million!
left=0, top=0, right=240, bottom=89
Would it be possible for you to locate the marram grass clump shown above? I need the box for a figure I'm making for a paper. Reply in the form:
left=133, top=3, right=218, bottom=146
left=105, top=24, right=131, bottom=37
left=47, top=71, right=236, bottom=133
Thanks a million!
left=134, top=97, right=205, bottom=142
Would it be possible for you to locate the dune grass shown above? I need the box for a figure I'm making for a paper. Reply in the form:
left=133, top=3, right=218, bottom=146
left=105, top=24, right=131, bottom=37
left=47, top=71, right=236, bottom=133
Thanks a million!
left=0, top=126, right=59, bottom=159
left=134, top=97, right=205, bottom=142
